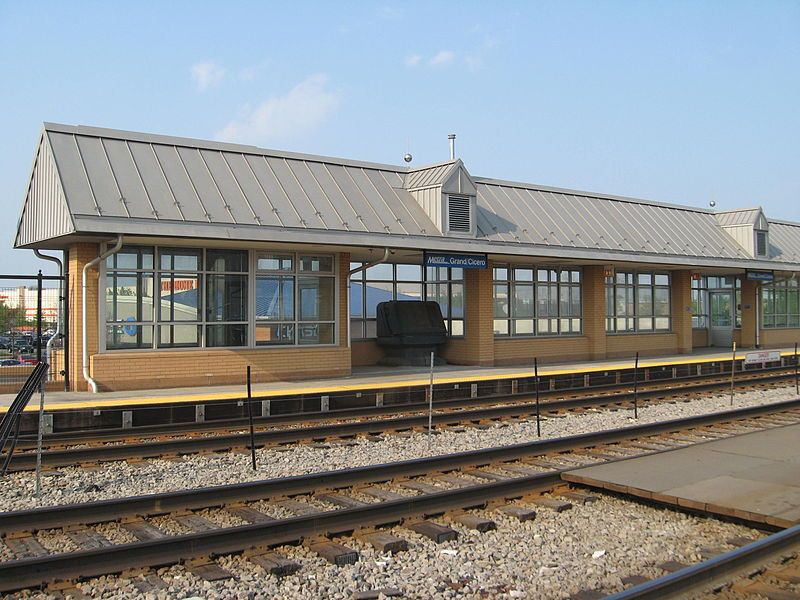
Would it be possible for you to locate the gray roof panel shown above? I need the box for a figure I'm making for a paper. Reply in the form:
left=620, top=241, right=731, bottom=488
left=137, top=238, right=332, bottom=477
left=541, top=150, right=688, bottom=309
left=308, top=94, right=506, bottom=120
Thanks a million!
left=14, top=123, right=800, bottom=273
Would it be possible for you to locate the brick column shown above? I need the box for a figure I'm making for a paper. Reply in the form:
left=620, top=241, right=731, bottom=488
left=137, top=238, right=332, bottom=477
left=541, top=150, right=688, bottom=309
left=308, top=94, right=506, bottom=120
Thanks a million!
left=443, top=265, right=494, bottom=366
left=671, top=270, right=693, bottom=353
left=739, top=279, right=758, bottom=348
left=581, top=265, right=607, bottom=360
left=67, top=243, right=100, bottom=391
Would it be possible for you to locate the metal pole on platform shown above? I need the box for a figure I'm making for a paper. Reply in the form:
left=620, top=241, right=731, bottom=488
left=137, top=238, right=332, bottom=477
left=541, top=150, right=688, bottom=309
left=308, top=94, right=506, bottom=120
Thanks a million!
left=730, top=341, right=737, bottom=406
left=427, top=351, right=434, bottom=451
left=795, top=342, right=799, bottom=396
left=534, top=357, right=541, bottom=438
left=36, top=271, right=43, bottom=364
left=633, top=352, right=639, bottom=419
left=35, top=369, right=46, bottom=498
left=246, top=366, right=257, bottom=471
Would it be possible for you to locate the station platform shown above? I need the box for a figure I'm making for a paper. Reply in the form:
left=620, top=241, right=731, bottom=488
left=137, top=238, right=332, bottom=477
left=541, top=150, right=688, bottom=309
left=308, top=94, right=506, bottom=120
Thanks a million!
left=563, top=423, right=800, bottom=529
left=0, top=346, right=796, bottom=413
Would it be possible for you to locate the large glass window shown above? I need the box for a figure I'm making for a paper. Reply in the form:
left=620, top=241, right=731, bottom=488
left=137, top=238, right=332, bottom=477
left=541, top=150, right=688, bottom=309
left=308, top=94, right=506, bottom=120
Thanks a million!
left=762, top=279, right=800, bottom=328
left=692, top=276, right=742, bottom=329
left=494, top=265, right=581, bottom=336
left=105, top=246, right=336, bottom=350
left=605, top=271, right=671, bottom=333
left=349, top=263, right=463, bottom=339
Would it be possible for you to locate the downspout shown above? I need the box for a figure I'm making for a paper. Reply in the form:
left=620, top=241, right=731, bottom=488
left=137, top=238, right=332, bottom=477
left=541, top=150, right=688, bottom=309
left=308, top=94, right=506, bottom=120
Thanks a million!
left=82, top=236, right=123, bottom=392
left=32, top=250, right=63, bottom=376
left=347, top=248, right=390, bottom=349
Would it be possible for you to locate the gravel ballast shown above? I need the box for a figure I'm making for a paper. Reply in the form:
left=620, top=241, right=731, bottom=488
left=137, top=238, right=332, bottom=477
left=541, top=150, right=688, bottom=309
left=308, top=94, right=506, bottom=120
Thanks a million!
left=3, top=493, right=761, bottom=599
left=0, top=385, right=795, bottom=512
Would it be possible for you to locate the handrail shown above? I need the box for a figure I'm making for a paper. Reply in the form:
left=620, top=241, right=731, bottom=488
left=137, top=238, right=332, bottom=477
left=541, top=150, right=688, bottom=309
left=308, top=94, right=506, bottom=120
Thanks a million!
left=0, top=362, right=49, bottom=475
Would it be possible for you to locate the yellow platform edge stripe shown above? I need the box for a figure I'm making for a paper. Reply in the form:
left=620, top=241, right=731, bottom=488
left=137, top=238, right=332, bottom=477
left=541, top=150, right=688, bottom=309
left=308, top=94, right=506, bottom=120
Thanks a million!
left=3, top=349, right=796, bottom=414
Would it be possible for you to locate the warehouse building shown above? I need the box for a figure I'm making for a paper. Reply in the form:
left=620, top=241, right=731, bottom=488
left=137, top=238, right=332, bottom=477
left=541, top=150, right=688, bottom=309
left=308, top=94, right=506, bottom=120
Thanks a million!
left=14, top=123, right=800, bottom=391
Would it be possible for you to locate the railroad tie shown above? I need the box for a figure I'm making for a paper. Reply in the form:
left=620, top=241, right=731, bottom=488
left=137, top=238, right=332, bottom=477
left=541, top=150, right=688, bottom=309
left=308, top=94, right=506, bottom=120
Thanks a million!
left=226, top=506, right=276, bottom=524
left=766, top=566, right=800, bottom=584
left=120, top=520, right=168, bottom=541
left=560, top=491, right=599, bottom=505
left=569, top=589, right=605, bottom=600
left=433, top=474, right=476, bottom=488
left=359, top=487, right=408, bottom=502
left=496, top=505, right=537, bottom=522
left=172, top=513, right=218, bottom=533
left=464, top=469, right=510, bottom=482
left=398, top=480, right=446, bottom=495
left=3, top=534, right=48, bottom=558
left=527, top=497, right=573, bottom=513
left=656, top=560, right=690, bottom=573
left=316, top=493, right=369, bottom=510
left=352, top=588, right=403, bottom=599
left=274, top=499, right=322, bottom=516
left=358, top=531, right=409, bottom=553
left=185, top=557, right=233, bottom=581
left=731, top=580, right=800, bottom=600
left=124, top=571, right=168, bottom=594
left=620, top=575, right=650, bottom=587
left=246, top=550, right=301, bottom=576
left=64, top=527, right=113, bottom=550
left=448, top=512, right=496, bottom=532
left=405, top=520, right=459, bottom=543
left=308, top=541, right=360, bottom=566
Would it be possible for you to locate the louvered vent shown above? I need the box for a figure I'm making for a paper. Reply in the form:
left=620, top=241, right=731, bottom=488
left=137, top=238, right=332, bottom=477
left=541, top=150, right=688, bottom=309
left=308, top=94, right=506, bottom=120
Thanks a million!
left=448, top=196, right=472, bottom=233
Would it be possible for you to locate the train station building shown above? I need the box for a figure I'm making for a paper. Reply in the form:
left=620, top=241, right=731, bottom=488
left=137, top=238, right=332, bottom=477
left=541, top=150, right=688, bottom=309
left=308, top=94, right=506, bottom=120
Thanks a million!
left=13, top=123, right=800, bottom=392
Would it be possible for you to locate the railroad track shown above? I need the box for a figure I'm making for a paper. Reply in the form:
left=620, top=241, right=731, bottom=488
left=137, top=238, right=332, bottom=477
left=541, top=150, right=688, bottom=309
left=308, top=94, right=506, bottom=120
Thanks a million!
left=606, top=522, right=800, bottom=599
left=5, top=370, right=796, bottom=472
left=0, top=399, right=798, bottom=594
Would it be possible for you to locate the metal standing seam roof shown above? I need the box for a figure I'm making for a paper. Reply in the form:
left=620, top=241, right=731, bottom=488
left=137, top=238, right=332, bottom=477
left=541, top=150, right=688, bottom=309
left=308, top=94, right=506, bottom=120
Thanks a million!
left=715, top=208, right=768, bottom=228
left=13, top=122, right=800, bottom=272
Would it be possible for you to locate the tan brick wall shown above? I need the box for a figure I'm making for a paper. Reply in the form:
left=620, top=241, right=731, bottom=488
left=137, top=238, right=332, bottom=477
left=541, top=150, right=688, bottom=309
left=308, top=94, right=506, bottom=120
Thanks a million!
left=351, top=340, right=383, bottom=366
left=90, top=346, right=350, bottom=391
left=671, top=270, right=693, bottom=353
left=606, top=333, right=679, bottom=358
left=582, top=266, right=607, bottom=359
left=739, top=279, right=758, bottom=347
left=494, top=336, right=591, bottom=365
left=761, top=328, right=800, bottom=348
left=692, top=328, right=709, bottom=348
left=441, top=267, right=494, bottom=366
left=68, top=243, right=100, bottom=391
left=75, top=248, right=351, bottom=392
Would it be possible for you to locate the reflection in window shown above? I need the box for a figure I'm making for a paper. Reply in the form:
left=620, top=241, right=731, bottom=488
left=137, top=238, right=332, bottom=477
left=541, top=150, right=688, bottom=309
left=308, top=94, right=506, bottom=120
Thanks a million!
left=605, top=271, right=671, bottom=333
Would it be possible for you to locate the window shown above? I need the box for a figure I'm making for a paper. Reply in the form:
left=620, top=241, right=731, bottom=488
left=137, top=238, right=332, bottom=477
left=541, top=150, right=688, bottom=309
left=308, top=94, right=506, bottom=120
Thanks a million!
left=349, top=263, right=463, bottom=339
left=105, top=246, right=336, bottom=350
left=762, top=279, right=800, bottom=329
left=256, top=253, right=336, bottom=345
left=692, top=276, right=742, bottom=329
left=494, top=265, right=581, bottom=336
left=605, top=271, right=671, bottom=333
left=755, top=230, right=768, bottom=257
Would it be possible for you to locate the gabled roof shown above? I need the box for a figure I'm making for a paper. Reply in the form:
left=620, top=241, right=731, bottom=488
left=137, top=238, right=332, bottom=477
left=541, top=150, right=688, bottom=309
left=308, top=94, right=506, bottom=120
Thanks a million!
left=14, top=122, right=800, bottom=272
left=715, top=208, right=769, bottom=229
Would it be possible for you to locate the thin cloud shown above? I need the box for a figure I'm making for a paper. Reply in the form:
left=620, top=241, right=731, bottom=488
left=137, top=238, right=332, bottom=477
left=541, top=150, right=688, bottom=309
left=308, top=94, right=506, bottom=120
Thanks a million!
left=405, top=54, right=422, bottom=67
left=191, top=61, right=226, bottom=91
left=215, top=74, right=339, bottom=145
left=429, top=50, right=456, bottom=66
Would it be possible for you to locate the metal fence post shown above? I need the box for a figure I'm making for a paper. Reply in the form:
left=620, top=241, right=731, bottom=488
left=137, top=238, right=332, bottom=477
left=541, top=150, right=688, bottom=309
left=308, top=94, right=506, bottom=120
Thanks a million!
left=36, top=270, right=43, bottom=364
left=534, top=357, right=541, bottom=438
left=246, top=366, right=256, bottom=471
left=633, top=352, right=640, bottom=419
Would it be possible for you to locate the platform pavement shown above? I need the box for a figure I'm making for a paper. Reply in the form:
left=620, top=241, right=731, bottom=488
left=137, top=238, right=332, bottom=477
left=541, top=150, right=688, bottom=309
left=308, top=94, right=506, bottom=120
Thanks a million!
left=0, top=345, right=796, bottom=411
left=563, top=423, right=800, bottom=528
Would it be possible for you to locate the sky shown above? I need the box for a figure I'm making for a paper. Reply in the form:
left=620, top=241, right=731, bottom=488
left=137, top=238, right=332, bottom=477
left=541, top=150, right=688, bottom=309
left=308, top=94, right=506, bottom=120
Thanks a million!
left=0, top=0, right=798, bottom=274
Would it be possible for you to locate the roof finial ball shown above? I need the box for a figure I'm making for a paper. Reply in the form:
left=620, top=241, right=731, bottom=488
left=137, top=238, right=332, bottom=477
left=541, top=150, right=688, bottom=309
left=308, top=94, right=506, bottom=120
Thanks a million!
left=709, top=200, right=717, bottom=208
left=403, top=153, right=413, bottom=163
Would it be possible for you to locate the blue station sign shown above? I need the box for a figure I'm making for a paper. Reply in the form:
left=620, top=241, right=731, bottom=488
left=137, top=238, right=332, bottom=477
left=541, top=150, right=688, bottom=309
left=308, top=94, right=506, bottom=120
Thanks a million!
left=424, top=252, right=488, bottom=269
left=746, top=270, right=774, bottom=282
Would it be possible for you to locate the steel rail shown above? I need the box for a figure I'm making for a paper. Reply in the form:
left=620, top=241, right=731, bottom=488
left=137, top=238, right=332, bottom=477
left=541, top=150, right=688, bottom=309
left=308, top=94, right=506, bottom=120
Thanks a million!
left=1, top=398, right=798, bottom=535
left=0, top=471, right=566, bottom=592
left=605, top=523, right=800, bottom=599
left=15, top=365, right=795, bottom=447
left=6, top=372, right=796, bottom=471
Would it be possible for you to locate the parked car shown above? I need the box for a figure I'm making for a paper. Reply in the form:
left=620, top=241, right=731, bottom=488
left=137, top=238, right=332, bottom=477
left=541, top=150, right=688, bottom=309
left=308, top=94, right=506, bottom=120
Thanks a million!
left=0, top=359, right=23, bottom=367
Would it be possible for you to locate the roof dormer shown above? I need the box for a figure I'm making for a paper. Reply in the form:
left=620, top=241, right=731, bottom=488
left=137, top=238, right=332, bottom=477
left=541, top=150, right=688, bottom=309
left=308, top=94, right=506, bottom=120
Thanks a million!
left=715, top=207, right=770, bottom=258
left=405, top=159, right=477, bottom=237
